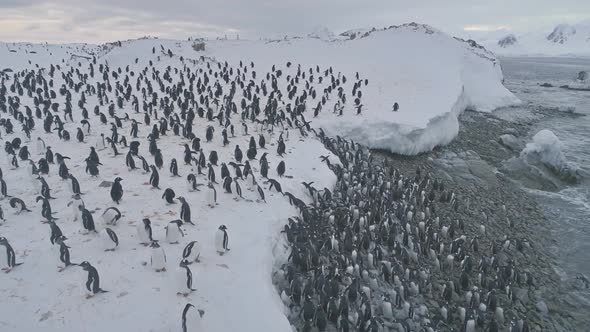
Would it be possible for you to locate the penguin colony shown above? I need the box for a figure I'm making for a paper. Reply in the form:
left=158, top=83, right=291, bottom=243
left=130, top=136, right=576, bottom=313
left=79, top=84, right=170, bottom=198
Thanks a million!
left=0, top=42, right=542, bottom=331
left=0, top=41, right=370, bottom=331
left=274, top=134, right=542, bottom=331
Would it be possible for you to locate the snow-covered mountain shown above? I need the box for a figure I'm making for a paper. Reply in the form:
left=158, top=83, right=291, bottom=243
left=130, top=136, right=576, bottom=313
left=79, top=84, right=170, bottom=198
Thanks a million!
left=467, top=20, right=590, bottom=56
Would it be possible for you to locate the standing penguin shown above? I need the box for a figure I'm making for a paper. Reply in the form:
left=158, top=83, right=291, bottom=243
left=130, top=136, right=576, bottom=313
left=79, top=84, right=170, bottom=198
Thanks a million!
left=170, top=158, right=180, bottom=177
left=215, top=225, right=230, bottom=255
left=206, top=183, right=217, bottom=208
left=150, top=241, right=166, bottom=272
left=0, top=237, right=23, bottom=272
left=68, top=174, right=83, bottom=196
left=80, top=206, right=97, bottom=233
left=149, top=165, right=160, bottom=189
left=101, top=228, right=119, bottom=252
left=55, top=236, right=77, bottom=271
left=182, top=303, right=204, bottom=332
left=166, top=219, right=185, bottom=244
left=162, top=188, right=176, bottom=204
left=79, top=261, right=107, bottom=297
left=137, top=218, right=154, bottom=245
left=176, top=261, right=196, bottom=296
left=182, top=241, right=201, bottom=264
left=110, top=177, right=123, bottom=204
left=68, top=195, right=85, bottom=222
left=126, top=151, right=137, bottom=170
left=177, top=197, right=195, bottom=225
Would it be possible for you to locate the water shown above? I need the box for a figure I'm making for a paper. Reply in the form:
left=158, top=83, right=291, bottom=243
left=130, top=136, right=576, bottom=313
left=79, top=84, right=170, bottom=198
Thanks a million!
left=500, top=56, right=590, bottom=313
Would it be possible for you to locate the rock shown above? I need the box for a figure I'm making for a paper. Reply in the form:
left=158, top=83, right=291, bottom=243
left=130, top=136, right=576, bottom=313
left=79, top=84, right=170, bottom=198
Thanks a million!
left=540, top=83, right=553, bottom=88
left=498, top=134, right=525, bottom=152
left=536, top=300, right=549, bottom=315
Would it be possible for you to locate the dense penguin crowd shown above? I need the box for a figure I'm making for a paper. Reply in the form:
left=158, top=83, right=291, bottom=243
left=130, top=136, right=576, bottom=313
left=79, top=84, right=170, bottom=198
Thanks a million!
left=0, top=40, right=540, bottom=331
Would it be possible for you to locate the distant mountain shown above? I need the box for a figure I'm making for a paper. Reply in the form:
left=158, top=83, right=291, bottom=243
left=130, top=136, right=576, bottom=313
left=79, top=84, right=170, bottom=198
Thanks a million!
left=466, top=20, right=590, bottom=56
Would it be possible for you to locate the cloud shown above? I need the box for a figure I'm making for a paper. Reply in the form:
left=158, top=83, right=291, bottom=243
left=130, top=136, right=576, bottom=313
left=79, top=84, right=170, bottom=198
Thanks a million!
left=0, top=0, right=588, bottom=43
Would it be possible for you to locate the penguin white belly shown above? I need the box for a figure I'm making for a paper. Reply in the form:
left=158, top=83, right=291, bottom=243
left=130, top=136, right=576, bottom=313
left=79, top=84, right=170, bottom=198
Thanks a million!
left=151, top=248, right=166, bottom=270
left=187, top=179, right=194, bottom=192
left=32, top=178, right=41, bottom=194
left=36, top=141, right=45, bottom=155
left=101, top=210, right=117, bottom=225
left=185, top=310, right=203, bottom=331
left=72, top=202, right=83, bottom=222
left=166, top=225, right=181, bottom=244
left=214, top=230, right=225, bottom=253
left=0, top=250, right=7, bottom=268
left=137, top=224, right=149, bottom=243
left=382, top=301, right=393, bottom=320
left=184, top=242, right=201, bottom=262
left=175, top=268, right=191, bottom=294
left=207, top=188, right=216, bottom=206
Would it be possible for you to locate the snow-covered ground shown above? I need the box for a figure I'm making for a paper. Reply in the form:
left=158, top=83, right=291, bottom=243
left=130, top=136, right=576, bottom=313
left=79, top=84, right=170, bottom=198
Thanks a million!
left=0, top=23, right=516, bottom=331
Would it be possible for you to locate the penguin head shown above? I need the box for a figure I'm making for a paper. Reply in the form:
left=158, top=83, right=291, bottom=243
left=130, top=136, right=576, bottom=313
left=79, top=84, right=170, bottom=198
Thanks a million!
left=114, top=177, right=123, bottom=182
left=150, top=241, right=160, bottom=248
left=180, top=260, right=190, bottom=267
left=142, top=218, right=151, bottom=226
left=79, top=261, right=90, bottom=269
left=219, top=225, right=227, bottom=231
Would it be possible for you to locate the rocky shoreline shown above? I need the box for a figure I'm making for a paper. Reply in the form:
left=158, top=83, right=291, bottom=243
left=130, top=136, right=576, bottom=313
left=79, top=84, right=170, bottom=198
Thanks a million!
left=273, top=106, right=584, bottom=331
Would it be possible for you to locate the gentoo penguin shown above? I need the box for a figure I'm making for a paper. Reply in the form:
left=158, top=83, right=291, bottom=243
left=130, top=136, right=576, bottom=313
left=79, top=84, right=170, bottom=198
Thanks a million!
left=9, top=197, right=31, bottom=214
left=0, top=178, right=9, bottom=198
left=55, top=236, right=77, bottom=271
left=68, top=174, right=83, bottom=196
left=177, top=197, right=195, bottom=225
left=149, top=165, right=160, bottom=189
left=150, top=241, right=166, bottom=272
left=110, top=177, right=123, bottom=204
left=170, top=158, right=180, bottom=177
left=206, top=182, right=217, bottom=208
left=67, top=195, right=84, bottom=222
left=80, top=206, right=97, bottom=233
left=0, top=237, right=23, bottom=272
left=176, top=261, right=196, bottom=296
left=256, top=185, right=266, bottom=203
left=101, top=228, right=119, bottom=251
left=95, top=134, right=106, bottom=150
left=182, top=303, right=204, bottom=332
left=186, top=174, right=202, bottom=192
left=182, top=241, right=201, bottom=264
left=162, top=188, right=176, bottom=204
left=126, top=151, right=137, bottom=170
left=215, top=225, right=230, bottom=255
left=101, top=207, right=122, bottom=225
left=137, top=218, right=154, bottom=245
left=79, top=261, right=107, bottom=297
left=36, top=137, right=46, bottom=155
left=166, top=219, right=185, bottom=244
left=48, top=220, right=64, bottom=245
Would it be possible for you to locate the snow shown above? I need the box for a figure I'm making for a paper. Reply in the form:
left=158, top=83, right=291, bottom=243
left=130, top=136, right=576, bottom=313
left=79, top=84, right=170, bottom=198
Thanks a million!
left=522, top=129, right=567, bottom=171
left=0, top=22, right=516, bottom=331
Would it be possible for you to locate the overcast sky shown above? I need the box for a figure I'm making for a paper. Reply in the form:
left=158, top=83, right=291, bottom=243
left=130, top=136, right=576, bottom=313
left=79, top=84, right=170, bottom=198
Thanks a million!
left=0, top=0, right=588, bottom=43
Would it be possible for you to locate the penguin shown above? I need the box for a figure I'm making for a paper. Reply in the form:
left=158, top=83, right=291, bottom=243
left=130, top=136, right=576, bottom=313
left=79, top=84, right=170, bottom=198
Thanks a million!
left=177, top=261, right=196, bottom=296
left=65, top=194, right=84, bottom=221
left=68, top=174, right=83, bottom=196
left=0, top=237, right=23, bottom=272
left=149, top=165, right=160, bottom=189
left=110, top=177, right=123, bottom=204
left=102, top=227, right=119, bottom=251
left=256, top=184, right=266, bottom=203
left=48, top=220, right=64, bottom=245
left=206, top=182, right=217, bottom=208
left=0, top=178, right=9, bottom=198
left=150, top=241, right=166, bottom=272
left=139, top=156, right=150, bottom=173
left=170, top=158, right=180, bottom=177
left=126, top=151, right=137, bottom=170
left=9, top=197, right=31, bottom=214
left=80, top=206, right=97, bottom=233
left=186, top=174, right=202, bottom=192
left=55, top=236, right=77, bottom=271
left=79, top=261, right=107, bottom=297
left=166, top=219, right=185, bottom=244
left=137, top=218, right=154, bottom=245
left=177, top=197, right=195, bottom=225
left=182, top=241, right=201, bottom=264
left=215, top=225, right=230, bottom=255
left=277, top=160, right=285, bottom=177
left=36, top=137, right=46, bottom=155
left=101, top=207, right=122, bottom=225
left=182, top=303, right=204, bottom=332
left=76, top=127, right=84, bottom=142
left=162, top=188, right=176, bottom=204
